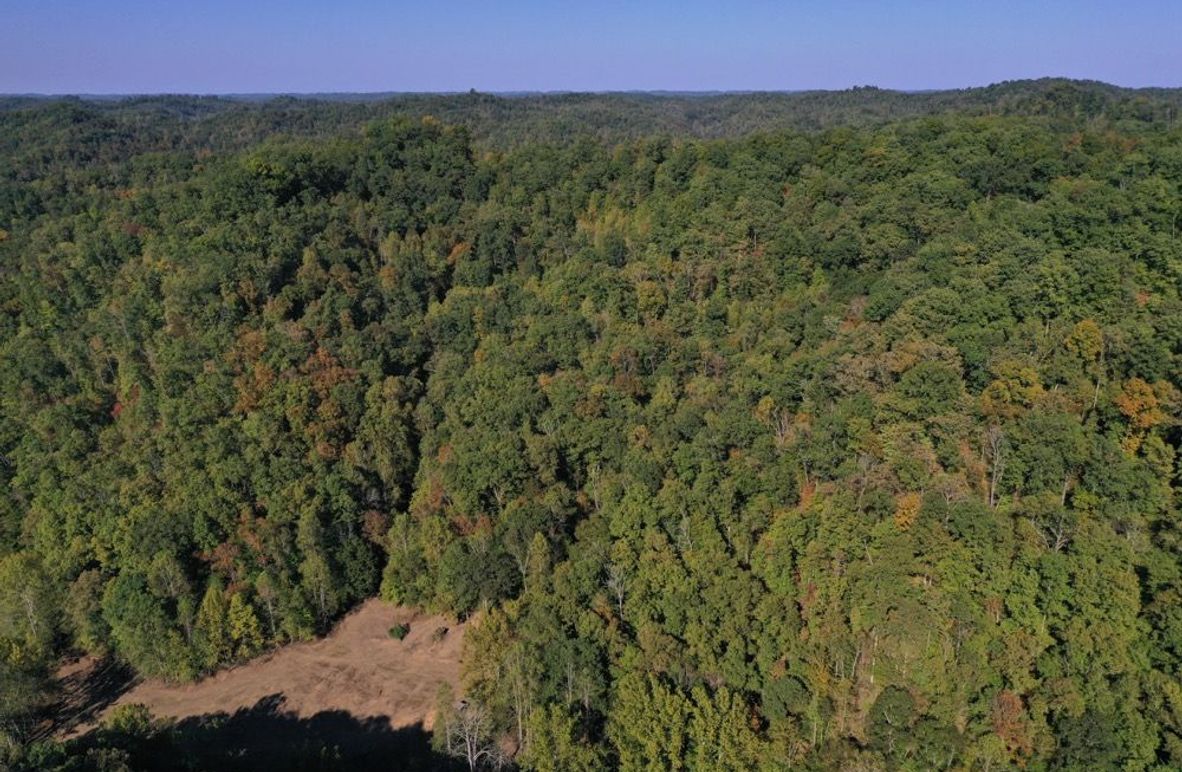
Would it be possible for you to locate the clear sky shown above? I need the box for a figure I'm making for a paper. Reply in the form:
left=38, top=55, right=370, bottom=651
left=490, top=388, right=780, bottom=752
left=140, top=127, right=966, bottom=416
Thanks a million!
left=4, top=0, right=1181, bottom=94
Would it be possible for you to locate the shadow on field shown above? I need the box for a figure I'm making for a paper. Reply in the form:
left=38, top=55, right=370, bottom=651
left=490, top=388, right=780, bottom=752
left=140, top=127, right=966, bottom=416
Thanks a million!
left=85, top=693, right=462, bottom=772
left=38, top=656, right=138, bottom=741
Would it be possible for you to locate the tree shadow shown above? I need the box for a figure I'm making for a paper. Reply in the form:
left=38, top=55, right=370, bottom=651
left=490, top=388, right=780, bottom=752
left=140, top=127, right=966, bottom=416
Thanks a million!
left=36, top=656, right=138, bottom=741
left=152, top=693, right=463, bottom=771
left=46, top=661, right=465, bottom=769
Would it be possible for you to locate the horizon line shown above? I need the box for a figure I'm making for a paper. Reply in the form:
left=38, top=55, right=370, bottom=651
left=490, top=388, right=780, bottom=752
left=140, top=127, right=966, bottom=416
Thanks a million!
left=5, top=77, right=1182, bottom=101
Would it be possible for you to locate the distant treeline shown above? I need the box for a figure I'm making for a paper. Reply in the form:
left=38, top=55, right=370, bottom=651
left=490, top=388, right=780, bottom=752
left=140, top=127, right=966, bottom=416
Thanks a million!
left=3, top=78, right=1182, bottom=152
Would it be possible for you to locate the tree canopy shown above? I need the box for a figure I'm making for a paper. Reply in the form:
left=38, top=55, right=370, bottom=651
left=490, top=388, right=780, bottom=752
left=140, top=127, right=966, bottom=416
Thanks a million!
left=3, top=82, right=1182, bottom=769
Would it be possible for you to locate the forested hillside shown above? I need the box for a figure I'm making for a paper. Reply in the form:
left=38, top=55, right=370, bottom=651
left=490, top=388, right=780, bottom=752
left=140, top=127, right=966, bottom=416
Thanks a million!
left=3, top=77, right=1181, bottom=154
left=3, top=82, right=1182, bottom=770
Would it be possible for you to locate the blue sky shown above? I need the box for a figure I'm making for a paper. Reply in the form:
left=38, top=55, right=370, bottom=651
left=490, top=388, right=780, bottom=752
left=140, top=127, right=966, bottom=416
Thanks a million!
left=4, top=1, right=1181, bottom=93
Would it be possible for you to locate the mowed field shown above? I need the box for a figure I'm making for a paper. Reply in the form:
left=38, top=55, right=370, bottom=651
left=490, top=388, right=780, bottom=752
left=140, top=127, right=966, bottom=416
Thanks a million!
left=109, top=601, right=462, bottom=730
left=55, top=601, right=467, bottom=770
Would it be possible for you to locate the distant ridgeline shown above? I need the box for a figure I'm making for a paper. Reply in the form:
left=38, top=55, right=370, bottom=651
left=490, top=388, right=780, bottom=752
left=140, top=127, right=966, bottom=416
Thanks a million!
left=2, top=77, right=1182, bottom=152
left=2, top=80, right=1182, bottom=769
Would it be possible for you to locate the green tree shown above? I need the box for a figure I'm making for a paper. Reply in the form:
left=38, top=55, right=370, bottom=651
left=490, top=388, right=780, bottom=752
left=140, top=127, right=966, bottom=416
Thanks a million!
left=520, top=704, right=605, bottom=772
left=194, top=580, right=231, bottom=670
left=228, top=593, right=264, bottom=660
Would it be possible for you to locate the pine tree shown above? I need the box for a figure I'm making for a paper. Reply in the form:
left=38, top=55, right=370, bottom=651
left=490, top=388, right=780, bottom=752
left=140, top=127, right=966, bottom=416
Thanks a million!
left=228, top=593, right=264, bottom=660
left=194, top=580, right=230, bottom=669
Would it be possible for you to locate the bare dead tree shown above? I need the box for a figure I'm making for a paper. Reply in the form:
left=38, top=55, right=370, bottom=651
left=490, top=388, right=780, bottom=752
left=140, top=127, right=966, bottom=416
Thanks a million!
left=985, top=425, right=1007, bottom=508
left=604, top=563, right=627, bottom=619
left=442, top=699, right=507, bottom=771
left=773, top=408, right=793, bottom=449
left=1035, top=508, right=1074, bottom=553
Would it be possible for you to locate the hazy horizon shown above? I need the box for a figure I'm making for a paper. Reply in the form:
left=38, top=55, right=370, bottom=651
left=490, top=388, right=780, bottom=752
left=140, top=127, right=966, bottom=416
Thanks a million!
left=5, top=78, right=1181, bottom=101
left=5, top=1, right=1181, bottom=94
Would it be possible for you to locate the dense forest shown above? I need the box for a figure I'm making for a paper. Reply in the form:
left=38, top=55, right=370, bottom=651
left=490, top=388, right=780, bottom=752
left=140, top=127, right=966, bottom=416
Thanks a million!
left=3, top=80, right=1182, bottom=770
